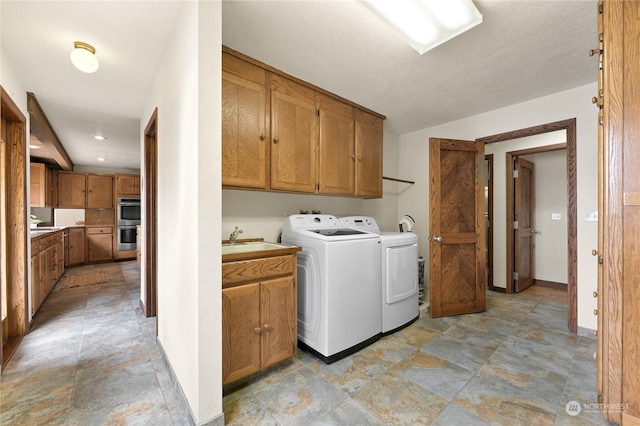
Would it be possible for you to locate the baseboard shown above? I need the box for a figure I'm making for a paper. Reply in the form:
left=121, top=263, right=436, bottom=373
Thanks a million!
left=488, top=285, right=507, bottom=293
left=533, top=279, right=567, bottom=289
left=156, top=340, right=225, bottom=426
left=577, top=326, right=597, bottom=340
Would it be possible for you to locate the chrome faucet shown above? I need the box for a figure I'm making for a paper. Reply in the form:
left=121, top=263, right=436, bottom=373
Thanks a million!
left=229, top=226, right=243, bottom=244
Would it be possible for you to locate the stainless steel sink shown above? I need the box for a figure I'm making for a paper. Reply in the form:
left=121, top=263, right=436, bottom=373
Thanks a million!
left=222, top=241, right=291, bottom=255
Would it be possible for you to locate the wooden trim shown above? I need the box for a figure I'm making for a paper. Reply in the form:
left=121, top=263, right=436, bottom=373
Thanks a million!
left=143, top=108, right=158, bottom=320
left=223, top=45, right=386, bottom=121
left=0, top=86, right=29, bottom=373
left=26, top=92, right=73, bottom=170
left=477, top=118, right=577, bottom=333
left=533, top=279, right=567, bottom=289
left=485, top=154, right=495, bottom=291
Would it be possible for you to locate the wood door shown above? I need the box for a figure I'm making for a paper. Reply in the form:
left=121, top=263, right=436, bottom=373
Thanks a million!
left=87, top=174, right=114, bottom=208
left=514, top=158, right=535, bottom=292
left=65, top=227, right=86, bottom=266
left=87, top=230, right=113, bottom=262
left=260, top=277, right=296, bottom=368
left=317, top=94, right=354, bottom=195
left=429, top=138, right=486, bottom=318
left=354, top=109, right=383, bottom=198
left=222, top=283, right=261, bottom=385
left=57, top=172, right=86, bottom=208
left=270, top=74, right=317, bottom=193
left=30, top=163, right=46, bottom=207
left=222, top=65, right=268, bottom=189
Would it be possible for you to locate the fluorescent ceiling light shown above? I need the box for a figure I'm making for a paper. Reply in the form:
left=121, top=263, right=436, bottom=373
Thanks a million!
left=361, top=0, right=482, bottom=54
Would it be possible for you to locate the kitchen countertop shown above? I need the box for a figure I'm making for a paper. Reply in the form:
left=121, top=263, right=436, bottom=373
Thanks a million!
left=222, top=239, right=301, bottom=262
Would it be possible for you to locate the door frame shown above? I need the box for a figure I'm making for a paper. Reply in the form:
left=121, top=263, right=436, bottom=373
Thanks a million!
left=485, top=154, right=495, bottom=290
left=142, top=108, right=158, bottom=319
left=477, top=118, right=577, bottom=333
left=0, top=86, right=29, bottom=372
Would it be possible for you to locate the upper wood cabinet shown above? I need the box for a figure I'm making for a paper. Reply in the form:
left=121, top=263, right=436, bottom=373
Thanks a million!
left=56, top=171, right=86, bottom=208
left=270, top=74, right=318, bottom=193
left=115, top=174, right=140, bottom=197
left=221, top=47, right=384, bottom=199
left=57, top=171, right=113, bottom=208
left=87, top=174, right=114, bottom=208
left=355, top=109, right=384, bottom=198
left=222, top=53, right=269, bottom=189
left=317, top=94, right=355, bottom=196
left=30, top=163, right=57, bottom=207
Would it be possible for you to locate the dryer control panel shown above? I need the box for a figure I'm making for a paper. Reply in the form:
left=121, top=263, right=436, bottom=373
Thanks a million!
left=341, top=216, right=379, bottom=233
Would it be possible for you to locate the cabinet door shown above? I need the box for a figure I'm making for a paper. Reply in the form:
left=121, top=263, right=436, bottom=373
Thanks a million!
left=57, top=172, right=86, bottom=208
left=116, top=174, right=140, bottom=197
left=355, top=109, right=383, bottom=198
left=87, top=230, right=113, bottom=262
left=87, top=174, right=114, bottom=208
left=30, top=163, right=46, bottom=207
left=260, top=277, right=296, bottom=368
left=65, top=228, right=86, bottom=266
left=222, top=283, right=261, bottom=385
left=46, top=167, right=57, bottom=207
left=222, top=56, right=268, bottom=189
left=317, top=94, right=355, bottom=195
left=270, top=74, right=317, bottom=193
left=31, top=251, right=46, bottom=313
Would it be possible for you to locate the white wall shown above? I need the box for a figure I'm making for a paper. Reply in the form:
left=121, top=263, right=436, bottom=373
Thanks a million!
left=140, top=1, right=222, bottom=423
left=521, top=150, right=568, bottom=284
left=222, top=129, right=401, bottom=240
left=398, top=82, right=598, bottom=331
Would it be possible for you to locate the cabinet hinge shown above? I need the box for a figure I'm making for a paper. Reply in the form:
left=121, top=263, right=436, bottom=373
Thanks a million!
left=317, top=109, right=320, bottom=117
left=513, top=221, right=519, bottom=229
left=513, top=272, right=519, bottom=281
left=597, top=394, right=603, bottom=404
left=513, top=170, right=519, bottom=178
left=598, top=3, right=603, bottom=14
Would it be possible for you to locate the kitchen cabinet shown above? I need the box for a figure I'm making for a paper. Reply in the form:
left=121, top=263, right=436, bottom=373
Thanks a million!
left=65, top=227, right=86, bottom=266
left=31, top=230, right=64, bottom=315
left=597, top=1, right=640, bottom=424
left=86, top=226, right=113, bottom=263
left=30, top=162, right=56, bottom=207
left=270, top=74, right=317, bottom=193
left=87, top=174, right=114, bottom=208
left=354, top=109, right=384, bottom=198
left=317, top=94, right=355, bottom=195
left=57, top=171, right=114, bottom=208
left=56, top=171, right=86, bottom=208
left=115, top=174, right=141, bottom=197
left=222, top=53, right=268, bottom=189
left=222, top=249, right=298, bottom=387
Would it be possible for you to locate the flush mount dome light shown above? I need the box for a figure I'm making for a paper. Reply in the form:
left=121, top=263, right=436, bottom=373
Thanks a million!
left=361, top=0, right=483, bottom=54
left=70, top=41, right=99, bottom=73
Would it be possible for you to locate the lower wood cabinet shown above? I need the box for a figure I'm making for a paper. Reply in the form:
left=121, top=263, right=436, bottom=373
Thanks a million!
left=31, top=230, right=64, bottom=315
left=222, top=249, right=299, bottom=387
left=65, top=227, right=86, bottom=266
left=86, top=226, right=113, bottom=262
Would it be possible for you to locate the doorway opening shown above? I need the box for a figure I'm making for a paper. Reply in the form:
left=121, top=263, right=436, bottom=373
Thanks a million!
left=477, top=118, right=577, bottom=333
left=1, top=86, right=29, bottom=371
left=143, top=108, right=158, bottom=322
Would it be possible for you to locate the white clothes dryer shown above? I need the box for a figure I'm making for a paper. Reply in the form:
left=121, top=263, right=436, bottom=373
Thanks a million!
left=341, top=216, right=419, bottom=334
left=281, top=214, right=381, bottom=363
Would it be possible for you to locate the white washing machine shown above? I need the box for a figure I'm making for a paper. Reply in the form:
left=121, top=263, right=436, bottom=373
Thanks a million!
left=341, top=216, right=419, bottom=334
left=281, top=214, right=381, bottom=363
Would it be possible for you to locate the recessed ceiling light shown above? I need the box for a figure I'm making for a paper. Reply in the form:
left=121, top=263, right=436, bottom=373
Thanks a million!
left=70, top=41, right=99, bottom=73
left=29, top=145, right=41, bottom=150
left=97, top=157, right=106, bottom=162
left=93, top=135, right=108, bottom=141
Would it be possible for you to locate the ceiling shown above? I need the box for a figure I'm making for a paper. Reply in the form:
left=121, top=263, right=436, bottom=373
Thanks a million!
left=1, top=1, right=597, bottom=170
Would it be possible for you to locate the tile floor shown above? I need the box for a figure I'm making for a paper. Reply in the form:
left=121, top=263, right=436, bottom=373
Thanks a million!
left=1, top=263, right=614, bottom=426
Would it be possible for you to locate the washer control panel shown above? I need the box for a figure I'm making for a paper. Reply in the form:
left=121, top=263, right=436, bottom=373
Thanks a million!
left=341, top=216, right=380, bottom=233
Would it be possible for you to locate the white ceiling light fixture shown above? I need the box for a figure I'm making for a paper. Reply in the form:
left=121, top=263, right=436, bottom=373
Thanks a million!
left=93, top=135, right=108, bottom=141
left=361, top=0, right=482, bottom=54
left=70, top=41, right=99, bottom=73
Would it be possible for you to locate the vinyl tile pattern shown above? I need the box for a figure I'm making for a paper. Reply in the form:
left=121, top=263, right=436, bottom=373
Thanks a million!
left=0, top=261, right=189, bottom=426
left=225, top=291, right=616, bottom=426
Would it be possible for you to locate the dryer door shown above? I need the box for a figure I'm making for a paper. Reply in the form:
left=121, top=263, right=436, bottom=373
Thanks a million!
left=385, top=243, right=419, bottom=303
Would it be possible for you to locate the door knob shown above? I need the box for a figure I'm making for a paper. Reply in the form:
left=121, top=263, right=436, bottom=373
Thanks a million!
left=428, top=236, right=442, bottom=242
left=532, top=229, right=540, bottom=235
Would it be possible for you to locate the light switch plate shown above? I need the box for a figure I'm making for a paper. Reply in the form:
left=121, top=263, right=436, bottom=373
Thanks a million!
left=583, top=210, right=598, bottom=222
left=552, top=213, right=562, bottom=220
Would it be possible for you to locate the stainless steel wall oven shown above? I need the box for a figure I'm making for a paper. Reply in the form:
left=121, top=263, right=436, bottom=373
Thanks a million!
left=117, top=198, right=140, bottom=251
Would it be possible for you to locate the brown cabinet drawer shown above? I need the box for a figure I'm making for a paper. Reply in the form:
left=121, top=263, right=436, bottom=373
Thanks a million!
left=86, top=226, right=113, bottom=235
left=222, top=255, right=295, bottom=287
